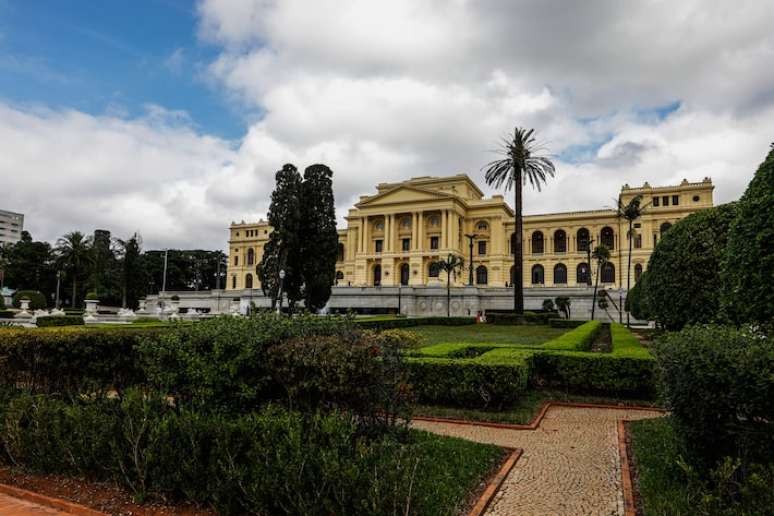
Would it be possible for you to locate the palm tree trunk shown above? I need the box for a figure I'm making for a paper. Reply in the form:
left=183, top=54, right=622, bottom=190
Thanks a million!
left=72, top=277, right=77, bottom=308
left=591, top=262, right=601, bottom=320
left=626, top=220, right=633, bottom=327
left=513, top=171, right=524, bottom=314
left=447, top=273, right=451, bottom=317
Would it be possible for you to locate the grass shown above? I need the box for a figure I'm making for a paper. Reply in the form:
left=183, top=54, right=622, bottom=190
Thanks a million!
left=413, top=388, right=660, bottom=425
left=629, top=417, right=694, bottom=515
left=409, top=430, right=504, bottom=515
left=409, top=324, right=566, bottom=347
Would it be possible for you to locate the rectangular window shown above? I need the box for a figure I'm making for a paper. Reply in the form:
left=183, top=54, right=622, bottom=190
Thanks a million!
left=634, top=223, right=641, bottom=229
left=478, top=240, right=487, bottom=255
left=634, top=234, right=642, bottom=249
left=402, top=238, right=410, bottom=251
left=653, top=197, right=660, bottom=207
left=234, top=255, right=239, bottom=266
left=672, top=195, right=679, bottom=205
left=662, top=195, right=669, bottom=206
left=375, top=240, right=383, bottom=253
left=430, top=236, right=439, bottom=250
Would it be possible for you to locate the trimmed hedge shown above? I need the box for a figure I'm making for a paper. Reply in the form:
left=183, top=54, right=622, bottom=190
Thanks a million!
left=0, top=310, right=14, bottom=319
left=36, top=315, right=85, bottom=327
left=487, top=312, right=551, bottom=325
left=548, top=318, right=586, bottom=328
left=354, top=316, right=475, bottom=330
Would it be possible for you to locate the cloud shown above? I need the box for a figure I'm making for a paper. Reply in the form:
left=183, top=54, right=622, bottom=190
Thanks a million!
left=164, top=47, right=185, bottom=73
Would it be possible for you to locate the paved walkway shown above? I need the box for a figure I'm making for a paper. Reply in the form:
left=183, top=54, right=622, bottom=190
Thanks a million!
left=0, top=493, right=65, bottom=515
left=413, top=405, right=664, bottom=516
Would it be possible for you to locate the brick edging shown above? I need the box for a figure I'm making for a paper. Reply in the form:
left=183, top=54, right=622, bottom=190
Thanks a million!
left=412, top=401, right=665, bottom=430
left=0, top=482, right=107, bottom=515
left=467, top=448, right=522, bottom=516
left=617, top=420, right=637, bottom=516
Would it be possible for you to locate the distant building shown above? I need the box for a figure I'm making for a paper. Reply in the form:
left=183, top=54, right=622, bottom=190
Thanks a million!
left=226, top=175, right=714, bottom=291
left=0, top=209, right=24, bottom=245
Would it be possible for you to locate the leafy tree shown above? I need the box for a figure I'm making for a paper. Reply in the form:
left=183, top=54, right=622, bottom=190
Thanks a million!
left=258, top=164, right=304, bottom=311
left=300, top=164, right=338, bottom=312
left=115, top=233, right=147, bottom=308
left=483, top=127, right=555, bottom=314
left=542, top=299, right=555, bottom=312
left=144, top=250, right=225, bottom=294
left=625, top=277, right=647, bottom=321
left=616, top=194, right=649, bottom=326
left=643, top=203, right=738, bottom=330
left=590, top=245, right=610, bottom=320
left=55, top=231, right=92, bottom=308
left=431, top=254, right=464, bottom=317
left=0, top=231, right=56, bottom=298
left=721, top=148, right=774, bottom=331
left=554, top=296, right=571, bottom=319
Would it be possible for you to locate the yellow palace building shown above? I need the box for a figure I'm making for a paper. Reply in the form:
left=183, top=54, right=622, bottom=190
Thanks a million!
left=227, top=174, right=714, bottom=293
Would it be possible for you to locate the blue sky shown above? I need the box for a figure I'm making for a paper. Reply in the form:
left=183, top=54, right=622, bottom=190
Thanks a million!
left=0, top=0, right=245, bottom=139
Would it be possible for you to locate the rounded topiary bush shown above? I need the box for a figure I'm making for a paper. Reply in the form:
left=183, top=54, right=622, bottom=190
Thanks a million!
left=12, top=290, right=47, bottom=310
left=643, top=203, right=738, bottom=330
left=85, top=291, right=99, bottom=301
left=721, top=148, right=774, bottom=331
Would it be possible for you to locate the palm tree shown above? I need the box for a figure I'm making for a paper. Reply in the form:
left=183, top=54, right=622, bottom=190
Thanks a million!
left=555, top=296, right=571, bottom=319
left=590, top=244, right=610, bottom=320
left=432, top=254, right=464, bottom=317
left=615, top=194, right=649, bottom=327
left=483, top=127, right=555, bottom=313
left=56, top=231, right=92, bottom=308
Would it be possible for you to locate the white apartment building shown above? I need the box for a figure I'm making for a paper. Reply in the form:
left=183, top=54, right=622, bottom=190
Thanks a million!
left=0, top=209, right=24, bottom=245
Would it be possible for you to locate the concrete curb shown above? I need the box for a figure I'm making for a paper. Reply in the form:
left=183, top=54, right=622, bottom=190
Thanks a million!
left=0, top=482, right=107, bottom=515
left=467, top=448, right=522, bottom=516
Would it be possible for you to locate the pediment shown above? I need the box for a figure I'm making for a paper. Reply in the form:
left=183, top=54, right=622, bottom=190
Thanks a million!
left=355, top=185, right=454, bottom=207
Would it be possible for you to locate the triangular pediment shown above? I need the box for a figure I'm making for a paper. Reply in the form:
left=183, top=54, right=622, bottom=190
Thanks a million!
left=355, top=185, right=455, bottom=207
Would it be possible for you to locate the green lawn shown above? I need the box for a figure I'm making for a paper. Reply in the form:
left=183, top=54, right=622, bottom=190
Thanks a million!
left=413, top=388, right=660, bottom=425
left=408, top=324, right=566, bottom=348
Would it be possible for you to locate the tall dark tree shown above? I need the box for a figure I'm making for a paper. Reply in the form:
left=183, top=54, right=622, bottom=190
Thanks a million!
left=115, top=233, right=146, bottom=308
left=89, top=229, right=120, bottom=304
left=258, top=164, right=304, bottom=310
left=55, top=231, right=92, bottom=307
left=300, top=164, right=338, bottom=312
left=483, top=127, right=555, bottom=314
left=144, top=250, right=226, bottom=294
left=615, top=194, right=649, bottom=326
left=0, top=231, right=56, bottom=298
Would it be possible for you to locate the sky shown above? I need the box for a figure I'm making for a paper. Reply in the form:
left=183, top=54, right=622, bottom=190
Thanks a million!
left=1, top=0, right=773, bottom=250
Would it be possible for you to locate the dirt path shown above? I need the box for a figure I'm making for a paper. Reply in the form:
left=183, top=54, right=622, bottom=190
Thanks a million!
left=0, top=493, right=65, bottom=515
left=413, top=405, right=663, bottom=515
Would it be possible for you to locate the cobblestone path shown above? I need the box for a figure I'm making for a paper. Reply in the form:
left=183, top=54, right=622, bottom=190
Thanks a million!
left=413, top=405, right=664, bottom=516
left=0, top=493, right=65, bottom=515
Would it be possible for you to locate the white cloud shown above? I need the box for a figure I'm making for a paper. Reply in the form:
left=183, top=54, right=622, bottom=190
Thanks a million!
left=4, top=0, right=774, bottom=251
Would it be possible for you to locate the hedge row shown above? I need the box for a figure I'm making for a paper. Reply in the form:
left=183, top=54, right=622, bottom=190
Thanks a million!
left=548, top=318, right=586, bottom=329
left=36, top=315, right=85, bottom=327
left=486, top=312, right=551, bottom=325
left=541, top=321, right=601, bottom=351
left=353, top=316, right=475, bottom=330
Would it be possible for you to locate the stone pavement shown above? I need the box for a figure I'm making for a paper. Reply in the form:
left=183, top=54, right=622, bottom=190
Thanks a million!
left=413, top=405, right=664, bottom=516
left=0, top=493, right=65, bottom=515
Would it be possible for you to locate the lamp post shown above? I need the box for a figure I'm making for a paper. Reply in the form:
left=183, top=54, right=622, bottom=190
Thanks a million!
left=276, top=269, right=286, bottom=315
left=161, top=249, right=169, bottom=296
left=55, top=270, right=62, bottom=309
left=464, top=233, right=478, bottom=286
left=585, top=238, right=595, bottom=287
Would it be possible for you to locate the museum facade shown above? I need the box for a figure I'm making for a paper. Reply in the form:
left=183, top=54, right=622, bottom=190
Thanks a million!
left=226, top=174, right=714, bottom=293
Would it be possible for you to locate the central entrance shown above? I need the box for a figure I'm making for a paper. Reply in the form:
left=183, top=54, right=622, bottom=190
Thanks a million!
left=400, top=263, right=410, bottom=286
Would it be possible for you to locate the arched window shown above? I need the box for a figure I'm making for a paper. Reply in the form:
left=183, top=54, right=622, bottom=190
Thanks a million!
left=554, top=230, right=567, bottom=253
left=231, top=276, right=236, bottom=289
left=634, top=263, right=643, bottom=283
left=335, top=271, right=344, bottom=284
left=532, top=231, right=544, bottom=254
left=577, top=262, right=591, bottom=285
left=554, top=263, right=567, bottom=284
left=374, top=220, right=385, bottom=232
left=245, top=273, right=253, bottom=289
left=476, top=265, right=488, bottom=285
left=400, top=217, right=412, bottom=229
left=247, top=248, right=255, bottom=266
left=400, top=263, right=410, bottom=286
left=531, top=264, right=544, bottom=284
left=428, top=262, right=440, bottom=278
left=577, top=228, right=590, bottom=252
left=601, top=227, right=615, bottom=249
left=660, top=222, right=672, bottom=236
left=477, top=221, right=489, bottom=232
left=373, top=265, right=382, bottom=286
left=337, top=243, right=345, bottom=261
left=601, top=262, right=615, bottom=283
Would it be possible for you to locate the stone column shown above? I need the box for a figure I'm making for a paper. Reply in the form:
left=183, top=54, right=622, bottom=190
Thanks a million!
left=418, top=212, right=424, bottom=251
left=384, top=214, right=390, bottom=252
left=441, top=210, right=448, bottom=250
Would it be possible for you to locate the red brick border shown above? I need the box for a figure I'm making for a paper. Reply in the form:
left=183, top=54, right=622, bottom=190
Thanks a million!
left=0, top=483, right=106, bottom=515
left=467, top=448, right=522, bottom=516
left=617, top=420, right=638, bottom=516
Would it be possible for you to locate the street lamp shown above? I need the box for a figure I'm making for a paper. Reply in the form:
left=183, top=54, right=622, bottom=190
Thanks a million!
left=55, top=270, right=62, bottom=309
left=276, top=269, right=286, bottom=315
left=464, top=233, right=478, bottom=286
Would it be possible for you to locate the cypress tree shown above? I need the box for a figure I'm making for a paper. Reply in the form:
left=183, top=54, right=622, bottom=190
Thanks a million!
left=300, top=164, right=338, bottom=312
left=258, top=164, right=304, bottom=310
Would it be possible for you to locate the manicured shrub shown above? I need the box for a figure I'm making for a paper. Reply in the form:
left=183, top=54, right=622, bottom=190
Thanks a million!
left=548, top=318, right=585, bottom=328
left=542, top=320, right=601, bottom=351
left=721, top=149, right=774, bottom=331
left=654, top=325, right=773, bottom=470
left=36, top=315, right=84, bottom=327
left=643, top=203, right=738, bottom=330
left=353, top=316, right=475, bottom=330
left=12, top=290, right=47, bottom=310
left=0, top=310, right=14, bottom=319
left=0, top=295, right=4, bottom=310
left=487, top=312, right=550, bottom=325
